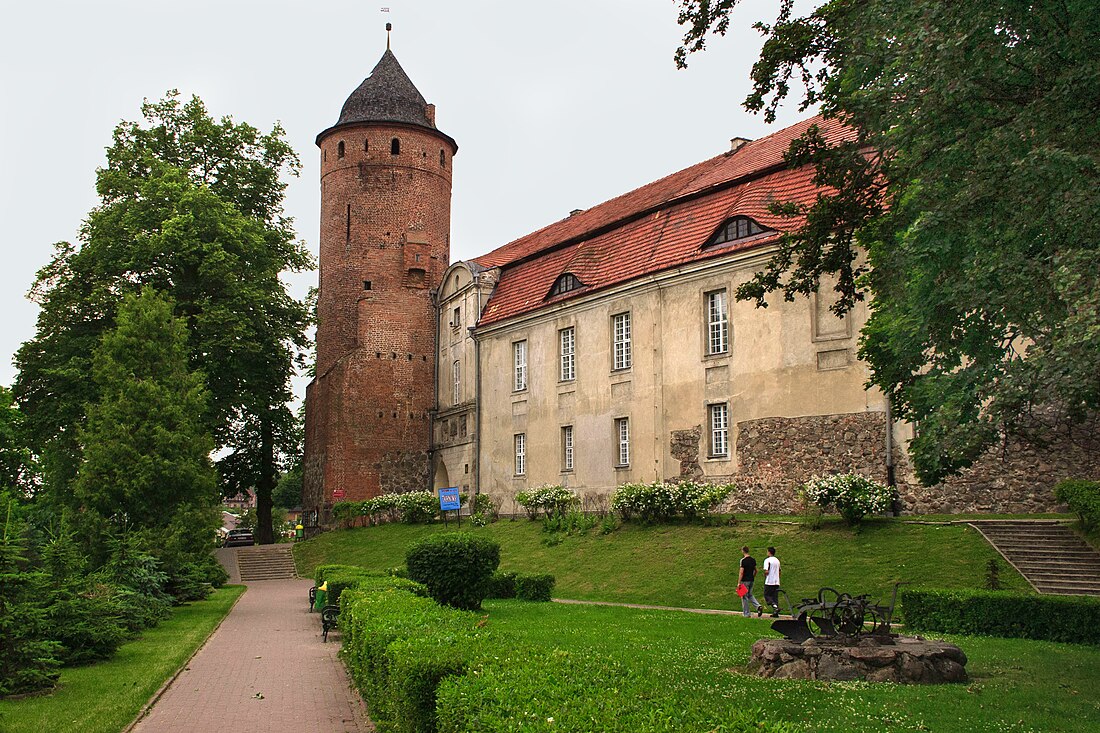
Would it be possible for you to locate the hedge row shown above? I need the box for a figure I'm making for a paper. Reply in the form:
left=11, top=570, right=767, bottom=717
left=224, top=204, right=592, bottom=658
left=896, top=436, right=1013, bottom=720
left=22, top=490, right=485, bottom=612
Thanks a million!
left=1054, top=479, right=1100, bottom=531
left=338, top=583, right=796, bottom=733
left=485, top=570, right=555, bottom=602
left=902, top=588, right=1100, bottom=645
left=313, top=564, right=428, bottom=608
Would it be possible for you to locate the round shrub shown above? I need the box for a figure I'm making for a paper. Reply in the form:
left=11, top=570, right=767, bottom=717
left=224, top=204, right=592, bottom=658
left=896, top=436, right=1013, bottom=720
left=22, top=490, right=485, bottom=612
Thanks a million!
left=405, top=532, right=501, bottom=610
left=800, top=472, right=894, bottom=525
left=1054, top=479, right=1100, bottom=531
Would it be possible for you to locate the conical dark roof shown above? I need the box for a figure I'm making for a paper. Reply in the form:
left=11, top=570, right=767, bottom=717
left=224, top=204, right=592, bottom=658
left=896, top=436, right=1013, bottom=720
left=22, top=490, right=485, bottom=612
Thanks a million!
left=336, top=50, right=434, bottom=129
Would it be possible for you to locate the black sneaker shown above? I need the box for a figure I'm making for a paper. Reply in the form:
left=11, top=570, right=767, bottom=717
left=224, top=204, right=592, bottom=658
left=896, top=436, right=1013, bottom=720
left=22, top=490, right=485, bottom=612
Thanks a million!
left=756, top=608, right=763, bottom=617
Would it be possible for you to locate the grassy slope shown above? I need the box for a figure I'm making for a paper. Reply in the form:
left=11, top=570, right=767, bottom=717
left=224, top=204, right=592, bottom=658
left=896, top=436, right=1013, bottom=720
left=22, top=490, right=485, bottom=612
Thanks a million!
left=0, top=585, right=245, bottom=733
left=484, top=599, right=1100, bottom=733
left=295, top=517, right=1030, bottom=611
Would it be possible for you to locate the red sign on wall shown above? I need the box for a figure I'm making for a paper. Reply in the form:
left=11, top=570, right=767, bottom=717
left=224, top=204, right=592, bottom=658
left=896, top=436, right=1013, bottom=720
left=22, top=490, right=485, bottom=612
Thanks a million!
left=332, top=489, right=346, bottom=500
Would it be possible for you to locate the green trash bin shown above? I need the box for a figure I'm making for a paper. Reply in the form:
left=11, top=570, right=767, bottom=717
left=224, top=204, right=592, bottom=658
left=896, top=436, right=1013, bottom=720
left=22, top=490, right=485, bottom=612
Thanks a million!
left=313, top=581, right=328, bottom=612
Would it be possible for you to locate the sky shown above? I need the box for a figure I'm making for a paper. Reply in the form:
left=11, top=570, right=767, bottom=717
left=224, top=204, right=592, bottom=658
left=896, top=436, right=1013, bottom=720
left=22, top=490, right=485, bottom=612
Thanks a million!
left=0, top=0, right=814, bottom=399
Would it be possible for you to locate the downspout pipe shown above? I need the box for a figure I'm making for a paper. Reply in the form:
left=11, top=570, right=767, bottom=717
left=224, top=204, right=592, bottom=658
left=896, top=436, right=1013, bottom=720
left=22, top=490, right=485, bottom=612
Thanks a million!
left=472, top=275, right=483, bottom=498
left=428, top=289, right=440, bottom=493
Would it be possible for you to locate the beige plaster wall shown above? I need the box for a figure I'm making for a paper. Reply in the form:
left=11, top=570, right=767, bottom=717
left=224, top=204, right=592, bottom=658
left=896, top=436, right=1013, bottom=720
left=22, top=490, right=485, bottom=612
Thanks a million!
left=474, top=249, right=887, bottom=505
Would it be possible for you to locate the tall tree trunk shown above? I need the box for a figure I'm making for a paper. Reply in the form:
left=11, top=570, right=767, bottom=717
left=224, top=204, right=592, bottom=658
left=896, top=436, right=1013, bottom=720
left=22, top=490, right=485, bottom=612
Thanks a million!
left=256, top=416, right=276, bottom=544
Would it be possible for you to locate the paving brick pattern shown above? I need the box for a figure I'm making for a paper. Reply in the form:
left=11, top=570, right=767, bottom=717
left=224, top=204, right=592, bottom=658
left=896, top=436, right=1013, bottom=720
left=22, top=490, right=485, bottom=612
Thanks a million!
left=131, top=578, right=370, bottom=732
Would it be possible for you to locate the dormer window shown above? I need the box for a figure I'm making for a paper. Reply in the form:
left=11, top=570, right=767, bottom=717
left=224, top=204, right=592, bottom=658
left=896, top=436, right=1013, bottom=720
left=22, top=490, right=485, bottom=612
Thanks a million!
left=705, top=216, right=770, bottom=247
left=548, top=273, right=584, bottom=298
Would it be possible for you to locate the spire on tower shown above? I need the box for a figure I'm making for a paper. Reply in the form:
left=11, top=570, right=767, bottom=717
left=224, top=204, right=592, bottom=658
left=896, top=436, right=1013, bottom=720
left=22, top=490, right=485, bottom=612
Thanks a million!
left=386, top=22, right=392, bottom=50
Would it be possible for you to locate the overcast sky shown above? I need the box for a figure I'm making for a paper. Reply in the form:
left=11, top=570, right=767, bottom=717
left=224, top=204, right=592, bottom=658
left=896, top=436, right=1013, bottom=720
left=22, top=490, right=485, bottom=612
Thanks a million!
left=0, top=0, right=813, bottom=398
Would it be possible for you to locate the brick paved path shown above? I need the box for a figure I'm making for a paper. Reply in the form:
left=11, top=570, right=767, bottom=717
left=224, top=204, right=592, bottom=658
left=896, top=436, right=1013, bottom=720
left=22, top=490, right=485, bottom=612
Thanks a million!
left=131, top=578, right=370, bottom=732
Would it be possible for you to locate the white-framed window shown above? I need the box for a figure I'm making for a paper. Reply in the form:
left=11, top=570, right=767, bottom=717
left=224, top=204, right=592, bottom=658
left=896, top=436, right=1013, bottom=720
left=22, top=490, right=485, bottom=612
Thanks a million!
left=452, top=360, right=461, bottom=405
left=612, top=312, right=632, bottom=370
left=561, top=425, right=574, bottom=471
left=706, top=290, right=729, bottom=355
left=709, top=403, right=729, bottom=457
left=514, top=433, right=526, bottom=476
left=559, top=326, right=576, bottom=382
left=452, top=306, right=461, bottom=330
left=513, top=340, right=528, bottom=391
left=615, top=417, right=630, bottom=466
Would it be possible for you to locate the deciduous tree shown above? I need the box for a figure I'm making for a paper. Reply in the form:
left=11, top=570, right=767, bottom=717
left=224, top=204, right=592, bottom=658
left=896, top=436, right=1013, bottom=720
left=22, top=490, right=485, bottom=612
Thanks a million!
left=15, top=92, right=312, bottom=541
left=676, top=0, right=1100, bottom=483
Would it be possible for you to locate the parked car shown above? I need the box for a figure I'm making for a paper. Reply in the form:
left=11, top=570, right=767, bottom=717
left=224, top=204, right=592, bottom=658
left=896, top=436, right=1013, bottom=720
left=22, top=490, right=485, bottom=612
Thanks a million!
left=223, top=528, right=255, bottom=547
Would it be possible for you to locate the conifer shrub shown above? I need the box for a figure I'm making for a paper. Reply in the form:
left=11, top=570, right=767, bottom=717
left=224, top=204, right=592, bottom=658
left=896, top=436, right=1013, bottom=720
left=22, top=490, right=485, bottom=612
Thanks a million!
left=405, top=533, right=500, bottom=610
left=95, top=535, right=172, bottom=632
left=1054, top=479, right=1100, bottom=531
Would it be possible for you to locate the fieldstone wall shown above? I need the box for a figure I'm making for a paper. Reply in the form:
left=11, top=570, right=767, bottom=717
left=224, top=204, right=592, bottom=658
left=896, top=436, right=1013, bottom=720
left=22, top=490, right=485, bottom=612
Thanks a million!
left=750, top=636, right=968, bottom=684
left=671, top=427, right=704, bottom=480
left=717, top=412, right=1097, bottom=515
left=900, top=427, right=1100, bottom=514
left=379, top=449, right=430, bottom=495
left=725, top=412, right=903, bottom=514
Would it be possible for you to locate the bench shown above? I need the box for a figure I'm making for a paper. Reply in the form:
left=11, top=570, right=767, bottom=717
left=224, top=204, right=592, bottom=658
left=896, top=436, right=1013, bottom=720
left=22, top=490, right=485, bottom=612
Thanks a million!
left=321, top=604, right=340, bottom=642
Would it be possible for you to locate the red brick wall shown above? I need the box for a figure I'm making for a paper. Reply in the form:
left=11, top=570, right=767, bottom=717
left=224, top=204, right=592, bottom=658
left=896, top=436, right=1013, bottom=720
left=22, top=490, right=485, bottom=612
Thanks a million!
left=305, top=121, right=454, bottom=521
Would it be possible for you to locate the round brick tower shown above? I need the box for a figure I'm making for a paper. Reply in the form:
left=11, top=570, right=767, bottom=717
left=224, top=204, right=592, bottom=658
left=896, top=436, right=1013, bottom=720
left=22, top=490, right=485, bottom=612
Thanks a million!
left=303, top=48, right=457, bottom=528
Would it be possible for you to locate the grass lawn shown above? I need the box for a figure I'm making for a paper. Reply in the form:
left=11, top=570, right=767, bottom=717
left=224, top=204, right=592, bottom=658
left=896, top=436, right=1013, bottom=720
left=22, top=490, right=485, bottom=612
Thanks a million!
left=0, top=585, right=245, bottom=733
left=483, top=599, right=1100, bottom=733
left=296, top=516, right=1031, bottom=612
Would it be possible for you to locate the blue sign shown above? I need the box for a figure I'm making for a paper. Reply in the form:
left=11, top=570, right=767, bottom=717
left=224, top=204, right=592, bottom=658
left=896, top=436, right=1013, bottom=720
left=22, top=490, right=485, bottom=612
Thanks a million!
left=439, top=487, right=461, bottom=511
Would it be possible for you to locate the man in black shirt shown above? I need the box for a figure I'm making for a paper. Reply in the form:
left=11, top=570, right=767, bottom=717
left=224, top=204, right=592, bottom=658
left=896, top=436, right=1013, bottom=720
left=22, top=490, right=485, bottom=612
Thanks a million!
left=737, top=545, right=763, bottom=617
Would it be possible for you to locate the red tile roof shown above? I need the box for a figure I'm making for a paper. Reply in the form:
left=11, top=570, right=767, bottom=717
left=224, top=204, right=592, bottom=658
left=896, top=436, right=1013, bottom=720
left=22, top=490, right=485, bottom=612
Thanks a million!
left=474, top=115, right=855, bottom=327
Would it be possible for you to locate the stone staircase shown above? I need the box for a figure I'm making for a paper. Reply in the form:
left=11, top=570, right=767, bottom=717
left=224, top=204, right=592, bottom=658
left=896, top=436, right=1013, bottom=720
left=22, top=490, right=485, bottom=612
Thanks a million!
left=235, top=544, right=299, bottom=582
left=969, top=520, right=1100, bottom=596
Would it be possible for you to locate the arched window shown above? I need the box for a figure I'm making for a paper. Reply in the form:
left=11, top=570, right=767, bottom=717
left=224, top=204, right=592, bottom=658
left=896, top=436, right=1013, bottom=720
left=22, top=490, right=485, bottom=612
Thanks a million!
left=337, top=141, right=345, bottom=158
left=705, top=216, right=771, bottom=247
left=547, top=273, right=584, bottom=298
left=391, top=138, right=401, bottom=155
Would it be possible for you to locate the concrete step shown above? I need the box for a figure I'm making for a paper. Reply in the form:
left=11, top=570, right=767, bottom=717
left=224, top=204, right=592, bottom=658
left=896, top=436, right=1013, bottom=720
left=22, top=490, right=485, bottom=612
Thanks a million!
left=971, top=521, right=1100, bottom=597
left=236, top=545, right=298, bottom=581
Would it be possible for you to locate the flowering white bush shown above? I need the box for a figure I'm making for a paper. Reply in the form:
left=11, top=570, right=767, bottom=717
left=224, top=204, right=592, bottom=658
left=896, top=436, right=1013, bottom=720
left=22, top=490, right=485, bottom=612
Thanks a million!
left=611, top=481, right=734, bottom=523
left=799, top=473, right=894, bottom=525
left=515, top=484, right=578, bottom=518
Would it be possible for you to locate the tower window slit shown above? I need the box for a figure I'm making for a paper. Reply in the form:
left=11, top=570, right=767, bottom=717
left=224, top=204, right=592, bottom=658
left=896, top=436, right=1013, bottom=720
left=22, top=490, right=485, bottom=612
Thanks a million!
left=345, top=204, right=351, bottom=242
left=391, top=138, right=400, bottom=155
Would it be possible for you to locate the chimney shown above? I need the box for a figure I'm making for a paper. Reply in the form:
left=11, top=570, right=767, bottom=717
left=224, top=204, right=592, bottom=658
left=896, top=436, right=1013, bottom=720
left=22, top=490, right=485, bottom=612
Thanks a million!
left=569, top=209, right=584, bottom=217
left=425, top=104, right=436, bottom=127
left=729, top=136, right=752, bottom=153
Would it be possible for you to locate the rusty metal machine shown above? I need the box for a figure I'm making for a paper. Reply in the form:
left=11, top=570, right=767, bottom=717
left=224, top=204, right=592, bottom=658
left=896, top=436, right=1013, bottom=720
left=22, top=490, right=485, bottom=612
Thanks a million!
left=771, top=583, right=907, bottom=643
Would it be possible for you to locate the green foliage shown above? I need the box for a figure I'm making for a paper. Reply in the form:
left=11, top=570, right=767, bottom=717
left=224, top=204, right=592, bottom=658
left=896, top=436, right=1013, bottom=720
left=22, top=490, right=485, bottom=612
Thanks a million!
left=0, top=499, right=61, bottom=695
left=74, top=288, right=218, bottom=533
left=514, top=484, right=578, bottom=519
left=1054, top=479, right=1100, bottom=531
left=543, top=509, right=599, bottom=535
left=273, top=462, right=303, bottom=509
left=799, top=473, right=894, bottom=525
left=469, top=493, right=497, bottom=527
left=405, top=533, right=501, bottom=611
left=314, top=564, right=364, bottom=586
left=332, top=491, right=444, bottom=527
left=902, top=588, right=1100, bottom=645
left=0, top=388, right=36, bottom=496
left=514, top=573, right=555, bottom=602
left=13, top=91, right=312, bottom=543
left=41, top=527, right=127, bottom=666
left=94, top=535, right=172, bottom=632
left=675, top=0, right=1100, bottom=484
left=611, top=481, right=734, bottom=523
left=485, top=571, right=517, bottom=599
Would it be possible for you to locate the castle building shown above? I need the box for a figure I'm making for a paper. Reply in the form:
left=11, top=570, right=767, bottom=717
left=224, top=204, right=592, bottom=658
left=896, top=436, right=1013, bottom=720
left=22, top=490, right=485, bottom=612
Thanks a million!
left=304, top=48, right=1095, bottom=529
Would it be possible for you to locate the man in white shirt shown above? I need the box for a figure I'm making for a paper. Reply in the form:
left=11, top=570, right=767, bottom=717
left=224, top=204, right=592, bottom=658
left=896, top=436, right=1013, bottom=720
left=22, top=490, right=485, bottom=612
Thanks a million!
left=762, top=546, right=781, bottom=618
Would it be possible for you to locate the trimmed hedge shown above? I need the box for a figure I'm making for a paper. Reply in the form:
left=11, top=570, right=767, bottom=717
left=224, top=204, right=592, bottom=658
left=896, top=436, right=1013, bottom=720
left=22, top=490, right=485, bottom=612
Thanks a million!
left=514, top=573, right=555, bottom=602
left=406, top=533, right=501, bottom=611
left=902, top=588, right=1100, bottom=645
left=486, top=570, right=517, bottom=599
left=314, top=563, right=363, bottom=586
left=338, top=584, right=796, bottom=733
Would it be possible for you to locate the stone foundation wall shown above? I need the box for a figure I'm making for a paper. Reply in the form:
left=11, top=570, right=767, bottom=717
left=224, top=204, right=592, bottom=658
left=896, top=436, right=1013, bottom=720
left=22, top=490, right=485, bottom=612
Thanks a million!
left=716, top=412, right=1096, bottom=515
left=725, top=412, right=903, bottom=514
